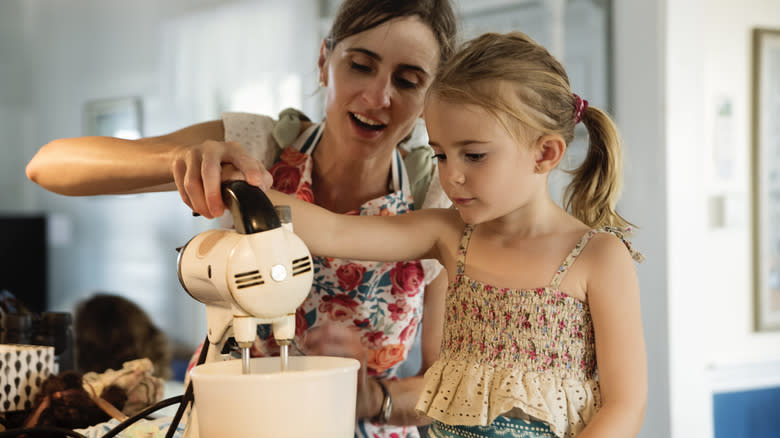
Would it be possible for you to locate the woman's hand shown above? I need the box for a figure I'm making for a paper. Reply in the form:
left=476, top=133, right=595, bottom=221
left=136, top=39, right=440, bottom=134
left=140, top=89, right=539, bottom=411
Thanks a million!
left=171, top=139, right=273, bottom=218
left=302, top=323, right=382, bottom=419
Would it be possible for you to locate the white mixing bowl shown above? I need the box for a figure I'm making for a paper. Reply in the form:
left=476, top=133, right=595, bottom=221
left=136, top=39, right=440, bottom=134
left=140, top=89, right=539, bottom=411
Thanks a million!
left=190, top=356, right=360, bottom=437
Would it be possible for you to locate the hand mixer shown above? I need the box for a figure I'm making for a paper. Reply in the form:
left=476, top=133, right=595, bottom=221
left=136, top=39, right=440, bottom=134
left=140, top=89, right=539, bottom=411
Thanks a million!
left=176, top=180, right=314, bottom=374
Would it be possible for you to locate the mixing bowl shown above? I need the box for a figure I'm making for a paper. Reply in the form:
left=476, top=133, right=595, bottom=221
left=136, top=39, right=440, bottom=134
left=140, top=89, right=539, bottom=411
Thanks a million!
left=190, top=356, right=360, bottom=437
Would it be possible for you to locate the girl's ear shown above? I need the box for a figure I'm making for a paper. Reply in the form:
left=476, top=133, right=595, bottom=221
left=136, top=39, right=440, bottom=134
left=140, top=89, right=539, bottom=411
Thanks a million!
left=534, top=134, right=566, bottom=173
left=318, top=39, right=329, bottom=86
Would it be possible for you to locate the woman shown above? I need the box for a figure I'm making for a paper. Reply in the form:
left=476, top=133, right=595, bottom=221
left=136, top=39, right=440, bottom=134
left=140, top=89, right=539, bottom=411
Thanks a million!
left=26, top=1, right=458, bottom=437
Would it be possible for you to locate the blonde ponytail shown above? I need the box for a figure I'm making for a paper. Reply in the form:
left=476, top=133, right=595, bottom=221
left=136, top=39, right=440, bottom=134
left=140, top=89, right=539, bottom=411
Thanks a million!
left=563, top=106, right=633, bottom=229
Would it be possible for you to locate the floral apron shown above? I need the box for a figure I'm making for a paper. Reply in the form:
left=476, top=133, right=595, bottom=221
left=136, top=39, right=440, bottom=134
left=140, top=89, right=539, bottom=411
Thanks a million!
left=256, top=123, right=427, bottom=438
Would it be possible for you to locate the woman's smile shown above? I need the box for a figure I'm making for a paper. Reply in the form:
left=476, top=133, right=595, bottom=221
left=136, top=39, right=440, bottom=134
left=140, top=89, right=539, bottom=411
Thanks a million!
left=349, top=112, right=387, bottom=135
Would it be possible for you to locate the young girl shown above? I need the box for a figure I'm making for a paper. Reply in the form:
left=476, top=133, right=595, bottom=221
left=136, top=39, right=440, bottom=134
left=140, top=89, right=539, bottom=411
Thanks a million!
left=263, top=32, right=647, bottom=437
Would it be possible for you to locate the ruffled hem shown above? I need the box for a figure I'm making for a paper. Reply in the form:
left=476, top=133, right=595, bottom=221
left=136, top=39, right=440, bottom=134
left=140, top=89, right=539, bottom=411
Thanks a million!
left=415, top=359, right=600, bottom=438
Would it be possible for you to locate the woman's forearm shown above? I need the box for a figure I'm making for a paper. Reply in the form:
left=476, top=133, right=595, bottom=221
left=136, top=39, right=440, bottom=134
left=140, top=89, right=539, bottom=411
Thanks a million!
left=26, top=120, right=224, bottom=196
left=369, top=272, right=446, bottom=427
left=362, top=375, right=431, bottom=427
left=26, top=136, right=179, bottom=196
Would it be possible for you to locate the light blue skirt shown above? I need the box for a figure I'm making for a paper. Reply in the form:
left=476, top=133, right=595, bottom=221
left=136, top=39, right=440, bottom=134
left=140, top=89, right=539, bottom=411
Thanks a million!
left=428, top=416, right=557, bottom=438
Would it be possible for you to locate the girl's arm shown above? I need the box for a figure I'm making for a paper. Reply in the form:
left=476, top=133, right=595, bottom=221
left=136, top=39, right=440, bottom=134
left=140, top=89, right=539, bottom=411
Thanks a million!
left=267, top=189, right=453, bottom=264
left=577, top=234, right=647, bottom=438
left=25, top=121, right=271, bottom=218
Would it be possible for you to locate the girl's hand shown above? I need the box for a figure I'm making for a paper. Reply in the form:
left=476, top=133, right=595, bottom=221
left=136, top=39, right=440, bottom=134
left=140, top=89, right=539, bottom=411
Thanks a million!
left=171, top=139, right=273, bottom=218
left=303, top=324, right=380, bottom=419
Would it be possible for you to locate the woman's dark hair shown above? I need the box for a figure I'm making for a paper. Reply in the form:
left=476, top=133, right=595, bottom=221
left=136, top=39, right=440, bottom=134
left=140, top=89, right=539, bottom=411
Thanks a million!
left=325, top=0, right=458, bottom=66
left=74, top=293, right=171, bottom=379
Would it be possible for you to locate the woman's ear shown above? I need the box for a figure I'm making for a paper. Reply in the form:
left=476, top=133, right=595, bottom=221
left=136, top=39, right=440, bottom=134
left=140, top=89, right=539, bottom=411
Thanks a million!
left=534, top=134, right=566, bottom=173
left=318, top=39, right=329, bottom=86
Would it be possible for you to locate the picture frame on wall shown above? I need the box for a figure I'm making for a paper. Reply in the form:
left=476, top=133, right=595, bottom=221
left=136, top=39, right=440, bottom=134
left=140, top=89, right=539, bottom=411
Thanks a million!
left=83, top=96, right=143, bottom=139
left=751, top=28, right=780, bottom=332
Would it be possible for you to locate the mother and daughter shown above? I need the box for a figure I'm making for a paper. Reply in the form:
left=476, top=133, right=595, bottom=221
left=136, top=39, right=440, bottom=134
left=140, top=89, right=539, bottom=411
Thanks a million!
left=27, top=6, right=647, bottom=436
left=263, top=31, right=647, bottom=438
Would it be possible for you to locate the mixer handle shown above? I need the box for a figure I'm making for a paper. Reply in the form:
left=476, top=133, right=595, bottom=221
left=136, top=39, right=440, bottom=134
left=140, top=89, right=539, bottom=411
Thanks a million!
left=222, top=180, right=282, bottom=234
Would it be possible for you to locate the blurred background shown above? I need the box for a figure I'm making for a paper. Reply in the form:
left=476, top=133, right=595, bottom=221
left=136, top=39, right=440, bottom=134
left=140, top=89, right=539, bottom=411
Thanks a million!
left=1, top=0, right=779, bottom=436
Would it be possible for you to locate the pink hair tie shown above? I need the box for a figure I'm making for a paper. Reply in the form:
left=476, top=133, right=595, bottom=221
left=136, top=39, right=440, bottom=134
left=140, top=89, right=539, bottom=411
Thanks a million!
left=573, top=94, right=588, bottom=124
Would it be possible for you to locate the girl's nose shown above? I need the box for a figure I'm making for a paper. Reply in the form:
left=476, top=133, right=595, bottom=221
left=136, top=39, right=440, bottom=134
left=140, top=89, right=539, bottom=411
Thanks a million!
left=448, top=168, right=465, bottom=185
left=363, top=75, right=392, bottom=108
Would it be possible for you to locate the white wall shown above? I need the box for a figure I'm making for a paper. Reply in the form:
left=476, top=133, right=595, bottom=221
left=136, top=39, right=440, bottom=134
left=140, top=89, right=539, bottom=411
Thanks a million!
left=665, top=0, right=780, bottom=437
left=613, top=1, right=670, bottom=437
left=615, top=1, right=780, bottom=435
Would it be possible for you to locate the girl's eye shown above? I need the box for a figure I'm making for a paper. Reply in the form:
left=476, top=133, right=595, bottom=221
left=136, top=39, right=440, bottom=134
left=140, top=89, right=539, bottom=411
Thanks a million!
left=465, top=153, right=486, bottom=162
left=351, top=62, right=371, bottom=73
left=432, top=153, right=446, bottom=161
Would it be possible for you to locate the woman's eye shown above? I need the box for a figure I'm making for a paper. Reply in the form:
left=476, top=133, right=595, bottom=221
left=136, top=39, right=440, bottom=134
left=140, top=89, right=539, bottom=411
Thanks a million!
left=394, top=76, right=419, bottom=90
left=351, top=62, right=371, bottom=73
left=465, top=153, right=486, bottom=162
left=432, top=153, right=446, bottom=161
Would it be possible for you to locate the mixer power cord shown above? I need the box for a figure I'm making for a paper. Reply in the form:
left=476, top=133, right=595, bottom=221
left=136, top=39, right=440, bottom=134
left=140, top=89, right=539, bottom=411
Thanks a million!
left=99, top=395, right=185, bottom=438
left=103, top=334, right=210, bottom=438
left=163, top=334, right=210, bottom=438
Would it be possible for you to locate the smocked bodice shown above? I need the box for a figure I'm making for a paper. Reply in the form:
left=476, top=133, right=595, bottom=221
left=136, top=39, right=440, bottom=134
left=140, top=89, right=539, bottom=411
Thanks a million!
left=442, top=275, right=596, bottom=378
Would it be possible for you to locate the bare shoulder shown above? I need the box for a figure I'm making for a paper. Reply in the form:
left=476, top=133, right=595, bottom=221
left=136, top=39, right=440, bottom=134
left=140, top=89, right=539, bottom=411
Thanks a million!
left=410, top=207, right=464, bottom=237
left=586, top=231, right=638, bottom=263
left=428, top=207, right=464, bottom=228
left=580, top=231, right=640, bottom=298
left=411, top=208, right=466, bottom=270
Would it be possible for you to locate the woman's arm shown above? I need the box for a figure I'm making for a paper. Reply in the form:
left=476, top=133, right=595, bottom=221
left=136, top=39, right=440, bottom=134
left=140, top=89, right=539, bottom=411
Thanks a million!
left=384, top=268, right=447, bottom=425
left=577, top=235, right=647, bottom=438
left=303, top=269, right=447, bottom=426
left=26, top=121, right=223, bottom=195
left=26, top=121, right=271, bottom=218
